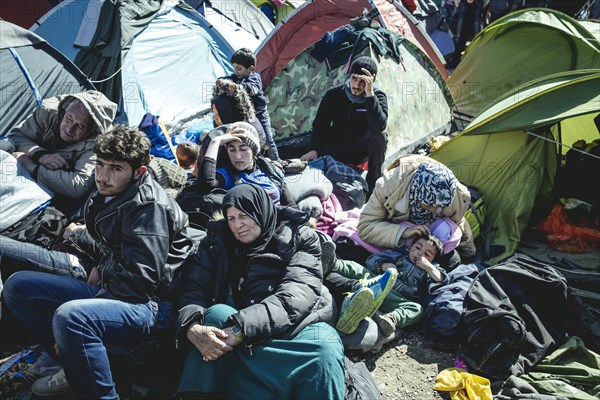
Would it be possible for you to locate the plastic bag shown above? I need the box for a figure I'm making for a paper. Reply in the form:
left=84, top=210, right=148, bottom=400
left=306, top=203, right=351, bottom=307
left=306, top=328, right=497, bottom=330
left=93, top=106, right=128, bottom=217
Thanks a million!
left=0, top=348, right=43, bottom=395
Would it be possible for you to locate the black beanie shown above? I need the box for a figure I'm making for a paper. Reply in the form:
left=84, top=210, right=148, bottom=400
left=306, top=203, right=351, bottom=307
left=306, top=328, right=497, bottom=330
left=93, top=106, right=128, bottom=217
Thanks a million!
left=349, top=56, right=377, bottom=77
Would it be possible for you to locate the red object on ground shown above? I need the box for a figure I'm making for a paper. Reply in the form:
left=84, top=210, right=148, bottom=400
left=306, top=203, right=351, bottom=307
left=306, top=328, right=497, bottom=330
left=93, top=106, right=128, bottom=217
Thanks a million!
left=349, top=160, right=369, bottom=171
left=536, top=204, right=600, bottom=253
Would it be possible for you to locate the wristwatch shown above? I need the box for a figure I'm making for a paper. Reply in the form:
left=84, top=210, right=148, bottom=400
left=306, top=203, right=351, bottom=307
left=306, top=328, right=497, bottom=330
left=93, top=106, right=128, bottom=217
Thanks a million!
left=230, top=324, right=243, bottom=342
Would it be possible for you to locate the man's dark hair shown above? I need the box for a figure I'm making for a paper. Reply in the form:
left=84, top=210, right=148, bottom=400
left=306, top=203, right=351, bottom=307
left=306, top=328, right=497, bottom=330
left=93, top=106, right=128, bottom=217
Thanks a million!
left=94, top=125, right=150, bottom=170
left=230, top=48, right=256, bottom=68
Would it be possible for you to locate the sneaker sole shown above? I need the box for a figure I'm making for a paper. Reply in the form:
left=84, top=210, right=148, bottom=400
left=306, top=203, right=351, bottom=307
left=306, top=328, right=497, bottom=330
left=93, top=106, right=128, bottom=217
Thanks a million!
left=369, top=269, right=398, bottom=317
left=31, top=387, right=71, bottom=398
left=336, top=289, right=375, bottom=334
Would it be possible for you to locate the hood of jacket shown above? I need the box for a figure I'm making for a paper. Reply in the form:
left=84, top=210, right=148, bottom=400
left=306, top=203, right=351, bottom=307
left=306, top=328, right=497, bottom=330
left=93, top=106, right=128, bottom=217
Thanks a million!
left=58, top=91, right=117, bottom=136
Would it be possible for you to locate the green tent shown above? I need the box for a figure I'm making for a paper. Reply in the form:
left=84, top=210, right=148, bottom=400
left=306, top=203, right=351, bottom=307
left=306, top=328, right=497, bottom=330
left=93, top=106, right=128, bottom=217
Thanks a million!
left=432, top=70, right=600, bottom=263
left=448, top=9, right=600, bottom=119
left=578, top=19, right=599, bottom=41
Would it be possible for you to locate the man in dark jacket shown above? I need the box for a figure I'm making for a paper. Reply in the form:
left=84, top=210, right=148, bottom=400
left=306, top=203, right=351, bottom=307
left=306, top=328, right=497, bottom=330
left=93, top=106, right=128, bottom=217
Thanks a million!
left=300, top=56, right=388, bottom=194
left=3, top=126, right=194, bottom=399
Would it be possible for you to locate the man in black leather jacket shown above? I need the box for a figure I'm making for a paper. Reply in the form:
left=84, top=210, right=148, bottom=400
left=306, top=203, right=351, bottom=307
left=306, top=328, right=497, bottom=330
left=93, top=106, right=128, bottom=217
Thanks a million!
left=3, top=126, right=193, bottom=399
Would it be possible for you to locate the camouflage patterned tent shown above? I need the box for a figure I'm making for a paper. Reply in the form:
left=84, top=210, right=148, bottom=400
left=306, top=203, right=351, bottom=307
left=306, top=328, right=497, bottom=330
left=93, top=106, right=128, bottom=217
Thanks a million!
left=266, top=26, right=454, bottom=166
left=256, top=0, right=448, bottom=89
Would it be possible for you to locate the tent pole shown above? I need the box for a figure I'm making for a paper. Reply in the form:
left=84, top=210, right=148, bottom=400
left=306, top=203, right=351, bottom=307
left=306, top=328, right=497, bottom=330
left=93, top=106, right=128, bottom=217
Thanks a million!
left=525, top=130, right=600, bottom=161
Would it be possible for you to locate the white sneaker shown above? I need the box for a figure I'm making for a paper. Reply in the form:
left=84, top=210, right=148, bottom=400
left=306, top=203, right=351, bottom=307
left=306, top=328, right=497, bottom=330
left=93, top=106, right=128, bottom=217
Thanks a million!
left=31, top=368, right=70, bottom=397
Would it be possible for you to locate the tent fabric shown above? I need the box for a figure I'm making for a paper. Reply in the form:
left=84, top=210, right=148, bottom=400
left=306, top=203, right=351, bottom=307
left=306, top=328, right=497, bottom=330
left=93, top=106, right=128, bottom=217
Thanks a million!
left=121, top=6, right=233, bottom=126
left=74, top=0, right=164, bottom=114
left=251, top=0, right=300, bottom=25
left=464, top=70, right=600, bottom=136
left=186, top=0, right=263, bottom=50
left=374, top=0, right=447, bottom=78
left=433, top=130, right=557, bottom=264
left=32, top=0, right=236, bottom=126
left=266, top=26, right=453, bottom=166
left=255, top=0, right=448, bottom=88
left=33, top=0, right=112, bottom=61
left=448, top=9, right=600, bottom=119
left=0, top=20, right=94, bottom=136
left=432, top=70, right=600, bottom=263
left=73, top=0, right=105, bottom=48
left=0, top=0, right=53, bottom=29
left=579, top=19, right=599, bottom=41
left=189, top=0, right=274, bottom=42
left=9, top=48, right=43, bottom=105
left=0, top=21, right=45, bottom=48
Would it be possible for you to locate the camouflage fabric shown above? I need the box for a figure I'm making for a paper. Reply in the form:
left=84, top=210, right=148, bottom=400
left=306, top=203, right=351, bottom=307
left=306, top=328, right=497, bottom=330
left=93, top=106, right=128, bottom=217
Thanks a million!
left=1, top=206, right=67, bottom=249
left=266, top=32, right=454, bottom=166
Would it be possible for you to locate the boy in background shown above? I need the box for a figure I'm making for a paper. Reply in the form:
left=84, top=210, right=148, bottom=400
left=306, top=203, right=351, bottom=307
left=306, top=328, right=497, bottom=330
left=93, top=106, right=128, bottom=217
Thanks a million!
left=176, top=141, right=200, bottom=175
left=223, top=48, right=280, bottom=161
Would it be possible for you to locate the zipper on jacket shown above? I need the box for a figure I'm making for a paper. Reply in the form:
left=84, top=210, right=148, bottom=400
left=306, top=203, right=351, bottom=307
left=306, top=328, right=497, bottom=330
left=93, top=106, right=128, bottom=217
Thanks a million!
left=67, top=235, right=93, bottom=264
left=345, top=101, right=357, bottom=137
left=92, top=210, right=117, bottom=245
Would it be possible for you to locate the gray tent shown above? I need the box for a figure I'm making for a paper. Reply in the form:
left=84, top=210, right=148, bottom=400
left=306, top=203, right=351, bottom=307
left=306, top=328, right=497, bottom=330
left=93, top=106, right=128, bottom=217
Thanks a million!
left=0, top=20, right=94, bottom=136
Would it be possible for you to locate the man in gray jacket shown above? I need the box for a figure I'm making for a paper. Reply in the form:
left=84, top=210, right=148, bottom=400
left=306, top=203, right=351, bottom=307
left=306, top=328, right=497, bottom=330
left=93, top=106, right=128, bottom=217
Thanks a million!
left=7, top=90, right=117, bottom=200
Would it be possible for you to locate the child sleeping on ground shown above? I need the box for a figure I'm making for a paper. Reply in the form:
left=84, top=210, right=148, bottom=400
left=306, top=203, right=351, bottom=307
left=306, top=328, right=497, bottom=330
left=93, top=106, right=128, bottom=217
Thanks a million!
left=331, top=232, right=448, bottom=345
left=324, top=217, right=462, bottom=354
left=366, top=234, right=447, bottom=305
left=338, top=216, right=461, bottom=329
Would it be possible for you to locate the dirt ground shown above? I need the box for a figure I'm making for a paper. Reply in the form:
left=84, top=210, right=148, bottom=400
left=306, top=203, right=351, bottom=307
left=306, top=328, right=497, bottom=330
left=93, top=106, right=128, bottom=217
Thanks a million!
left=1, top=331, right=455, bottom=400
left=352, top=330, right=454, bottom=400
left=1, top=318, right=455, bottom=400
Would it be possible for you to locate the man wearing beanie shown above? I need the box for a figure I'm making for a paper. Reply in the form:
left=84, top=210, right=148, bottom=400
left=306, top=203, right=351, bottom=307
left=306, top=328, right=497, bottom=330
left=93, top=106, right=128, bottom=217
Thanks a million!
left=300, top=55, right=388, bottom=196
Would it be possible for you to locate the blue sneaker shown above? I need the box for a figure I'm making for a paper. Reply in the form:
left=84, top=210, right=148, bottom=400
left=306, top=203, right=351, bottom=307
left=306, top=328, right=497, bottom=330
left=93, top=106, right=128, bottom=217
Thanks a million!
left=336, top=287, right=375, bottom=334
left=359, top=268, right=398, bottom=316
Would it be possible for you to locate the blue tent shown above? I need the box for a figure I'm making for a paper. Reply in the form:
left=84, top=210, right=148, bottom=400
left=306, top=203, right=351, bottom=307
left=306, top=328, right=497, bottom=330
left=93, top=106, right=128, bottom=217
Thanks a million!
left=187, top=0, right=272, bottom=46
left=32, top=1, right=234, bottom=126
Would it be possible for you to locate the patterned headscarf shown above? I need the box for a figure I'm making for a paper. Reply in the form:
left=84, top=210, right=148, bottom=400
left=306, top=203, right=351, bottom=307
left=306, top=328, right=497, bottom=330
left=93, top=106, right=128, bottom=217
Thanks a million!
left=408, top=163, right=457, bottom=224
